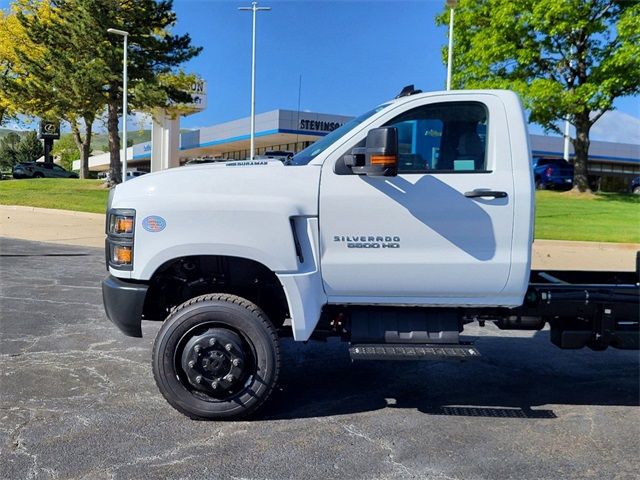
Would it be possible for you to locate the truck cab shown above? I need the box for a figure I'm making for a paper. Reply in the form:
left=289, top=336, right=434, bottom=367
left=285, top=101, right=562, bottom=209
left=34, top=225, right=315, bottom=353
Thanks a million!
left=102, top=88, right=637, bottom=420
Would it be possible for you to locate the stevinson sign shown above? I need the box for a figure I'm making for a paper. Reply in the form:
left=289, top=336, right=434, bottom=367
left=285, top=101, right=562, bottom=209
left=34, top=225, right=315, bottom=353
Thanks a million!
left=179, top=80, right=207, bottom=113
left=298, top=119, right=343, bottom=132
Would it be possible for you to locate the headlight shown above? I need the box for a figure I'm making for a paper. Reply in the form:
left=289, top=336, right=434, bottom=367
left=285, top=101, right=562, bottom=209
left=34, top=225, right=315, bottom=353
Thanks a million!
left=106, top=208, right=135, bottom=270
left=109, top=214, right=134, bottom=235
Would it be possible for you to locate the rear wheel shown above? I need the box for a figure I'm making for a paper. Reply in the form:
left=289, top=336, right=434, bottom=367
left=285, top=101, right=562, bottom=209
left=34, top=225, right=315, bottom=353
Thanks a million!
left=633, top=186, right=640, bottom=195
left=152, top=294, right=280, bottom=420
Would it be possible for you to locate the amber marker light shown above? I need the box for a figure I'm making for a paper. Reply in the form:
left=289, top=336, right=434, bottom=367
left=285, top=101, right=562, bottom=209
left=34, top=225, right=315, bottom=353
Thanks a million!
left=116, top=217, right=134, bottom=234
left=370, top=155, right=397, bottom=165
left=110, top=214, right=134, bottom=235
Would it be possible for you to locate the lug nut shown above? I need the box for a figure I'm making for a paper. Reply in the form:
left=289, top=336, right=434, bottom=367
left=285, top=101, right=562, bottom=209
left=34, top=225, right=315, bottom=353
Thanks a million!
left=194, top=345, right=201, bottom=353
left=232, top=358, right=241, bottom=367
left=195, top=375, right=202, bottom=384
left=209, top=337, right=217, bottom=346
left=211, top=380, right=219, bottom=389
left=225, top=343, right=233, bottom=352
left=188, top=360, right=195, bottom=368
left=224, top=374, right=234, bottom=382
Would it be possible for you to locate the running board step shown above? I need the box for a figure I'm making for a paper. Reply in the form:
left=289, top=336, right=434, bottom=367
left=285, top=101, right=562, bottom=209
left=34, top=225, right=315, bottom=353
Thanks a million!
left=349, top=343, right=480, bottom=361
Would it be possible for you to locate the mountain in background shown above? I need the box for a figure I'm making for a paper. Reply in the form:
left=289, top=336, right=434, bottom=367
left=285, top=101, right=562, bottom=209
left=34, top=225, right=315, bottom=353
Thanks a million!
left=0, top=128, right=152, bottom=151
left=0, top=128, right=27, bottom=139
left=0, top=128, right=196, bottom=152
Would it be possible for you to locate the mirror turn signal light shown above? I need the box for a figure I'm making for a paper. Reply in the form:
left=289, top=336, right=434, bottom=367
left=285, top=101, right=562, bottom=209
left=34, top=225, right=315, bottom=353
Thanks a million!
left=112, top=245, right=132, bottom=265
left=370, top=155, right=397, bottom=166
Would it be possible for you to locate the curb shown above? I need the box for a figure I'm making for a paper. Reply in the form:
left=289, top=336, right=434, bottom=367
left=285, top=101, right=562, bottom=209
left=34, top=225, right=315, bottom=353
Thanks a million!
left=0, top=205, right=104, bottom=220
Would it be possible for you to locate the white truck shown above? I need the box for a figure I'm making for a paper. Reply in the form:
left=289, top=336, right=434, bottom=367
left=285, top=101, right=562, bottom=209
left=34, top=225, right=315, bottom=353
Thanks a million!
left=102, top=87, right=639, bottom=420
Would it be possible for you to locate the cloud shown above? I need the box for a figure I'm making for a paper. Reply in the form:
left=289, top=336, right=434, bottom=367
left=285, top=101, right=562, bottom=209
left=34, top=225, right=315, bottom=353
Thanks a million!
left=590, top=110, right=640, bottom=145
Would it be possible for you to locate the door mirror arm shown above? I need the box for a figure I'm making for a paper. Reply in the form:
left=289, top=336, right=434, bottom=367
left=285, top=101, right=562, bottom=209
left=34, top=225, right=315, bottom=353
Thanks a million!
left=343, top=147, right=366, bottom=169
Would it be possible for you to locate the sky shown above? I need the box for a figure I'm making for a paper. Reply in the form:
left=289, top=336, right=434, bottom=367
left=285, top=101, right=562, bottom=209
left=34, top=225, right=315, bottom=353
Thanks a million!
left=2, top=0, right=639, bottom=143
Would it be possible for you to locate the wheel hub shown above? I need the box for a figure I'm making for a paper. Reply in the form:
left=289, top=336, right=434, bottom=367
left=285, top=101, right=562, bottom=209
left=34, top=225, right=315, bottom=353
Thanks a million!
left=181, top=328, right=246, bottom=394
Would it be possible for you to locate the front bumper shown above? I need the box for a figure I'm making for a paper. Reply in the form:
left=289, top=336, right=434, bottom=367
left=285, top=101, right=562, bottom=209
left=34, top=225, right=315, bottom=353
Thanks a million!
left=102, top=275, right=148, bottom=337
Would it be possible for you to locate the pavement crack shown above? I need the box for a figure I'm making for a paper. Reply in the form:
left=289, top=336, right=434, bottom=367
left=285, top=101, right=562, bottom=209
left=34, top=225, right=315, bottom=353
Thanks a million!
left=0, top=295, right=97, bottom=307
left=340, top=422, right=415, bottom=478
left=7, top=408, right=41, bottom=479
left=5, top=337, right=40, bottom=358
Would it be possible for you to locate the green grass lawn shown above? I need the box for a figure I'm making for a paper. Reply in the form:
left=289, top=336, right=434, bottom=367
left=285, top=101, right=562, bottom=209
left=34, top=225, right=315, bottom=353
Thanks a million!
left=0, top=178, right=109, bottom=214
left=0, top=179, right=638, bottom=242
left=535, top=191, right=639, bottom=243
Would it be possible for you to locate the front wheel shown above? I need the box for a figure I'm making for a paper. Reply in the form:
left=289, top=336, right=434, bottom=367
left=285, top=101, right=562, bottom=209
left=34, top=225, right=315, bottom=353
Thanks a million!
left=152, top=294, right=280, bottom=420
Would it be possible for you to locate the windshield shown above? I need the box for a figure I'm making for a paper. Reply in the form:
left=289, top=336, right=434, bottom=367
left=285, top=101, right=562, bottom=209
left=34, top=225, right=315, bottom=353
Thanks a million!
left=289, top=104, right=390, bottom=165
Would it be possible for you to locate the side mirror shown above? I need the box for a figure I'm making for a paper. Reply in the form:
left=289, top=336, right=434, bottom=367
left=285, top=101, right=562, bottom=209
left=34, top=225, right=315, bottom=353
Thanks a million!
left=348, top=127, right=398, bottom=177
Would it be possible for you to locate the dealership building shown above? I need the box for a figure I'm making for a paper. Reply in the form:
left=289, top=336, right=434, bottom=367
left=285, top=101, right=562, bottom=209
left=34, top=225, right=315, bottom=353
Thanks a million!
left=77, top=108, right=640, bottom=179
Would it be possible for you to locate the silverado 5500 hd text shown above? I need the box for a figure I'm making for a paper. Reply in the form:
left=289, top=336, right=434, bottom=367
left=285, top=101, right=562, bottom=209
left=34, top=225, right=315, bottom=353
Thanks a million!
left=102, top=87, right=639, bottom=420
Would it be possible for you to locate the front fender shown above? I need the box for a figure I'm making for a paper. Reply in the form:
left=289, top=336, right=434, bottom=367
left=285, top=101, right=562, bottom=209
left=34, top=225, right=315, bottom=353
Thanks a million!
left=277, top=270, right=326, bottom=341
left=131, top=242, right=294, bottom=280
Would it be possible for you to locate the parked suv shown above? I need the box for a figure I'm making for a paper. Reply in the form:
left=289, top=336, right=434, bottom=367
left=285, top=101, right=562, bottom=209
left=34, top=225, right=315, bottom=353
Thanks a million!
left=12, top=162, right=78, bottom=179
left=532, top=157, right=573, bottom=190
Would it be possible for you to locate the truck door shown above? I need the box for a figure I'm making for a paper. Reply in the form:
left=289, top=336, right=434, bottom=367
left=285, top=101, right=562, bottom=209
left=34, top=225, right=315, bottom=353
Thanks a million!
left=319, top=96, right=517, bottom=303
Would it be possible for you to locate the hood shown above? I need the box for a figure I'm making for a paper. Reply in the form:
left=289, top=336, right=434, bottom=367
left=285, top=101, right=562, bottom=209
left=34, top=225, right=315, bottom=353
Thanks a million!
left=111, top=161, right=320, bottom=217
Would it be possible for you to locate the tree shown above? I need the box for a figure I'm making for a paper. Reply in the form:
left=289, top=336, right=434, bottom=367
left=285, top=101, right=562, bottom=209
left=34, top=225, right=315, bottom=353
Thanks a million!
left=437, top=0, right=640, bottom=192
left=51, top=133, right=80, bottom=171
left=48, top=0, right=201, bottom=184
left=7, top=0, right=200, bottom=183
left=0, top=132, right=21, bottom=167
left=11, top=0, right=106, bottom=179
left=0, top=7, right=41, bottom=127
left=16, top=131, right=44, bottom=164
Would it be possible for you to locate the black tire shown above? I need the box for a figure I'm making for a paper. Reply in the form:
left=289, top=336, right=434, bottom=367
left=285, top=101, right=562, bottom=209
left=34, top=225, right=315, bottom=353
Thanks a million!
left=33, top=172, right=44, bottom=178
left=535, top=178, right=546, bottom=190
left=152, top=294, right=280, bottom=420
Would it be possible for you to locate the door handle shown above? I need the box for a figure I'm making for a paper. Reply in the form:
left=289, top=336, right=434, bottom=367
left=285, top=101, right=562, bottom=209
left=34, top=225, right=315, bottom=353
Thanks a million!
left=464, top=189, right=508, bottom=199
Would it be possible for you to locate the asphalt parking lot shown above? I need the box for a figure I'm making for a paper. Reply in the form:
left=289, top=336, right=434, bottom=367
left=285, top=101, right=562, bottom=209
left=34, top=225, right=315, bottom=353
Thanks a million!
left=1, top=237, right=638, bottom=480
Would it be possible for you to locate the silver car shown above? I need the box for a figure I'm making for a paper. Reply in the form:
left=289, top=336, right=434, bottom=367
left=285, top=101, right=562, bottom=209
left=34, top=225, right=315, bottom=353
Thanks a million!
left=12, top=162, right=79, bottom=179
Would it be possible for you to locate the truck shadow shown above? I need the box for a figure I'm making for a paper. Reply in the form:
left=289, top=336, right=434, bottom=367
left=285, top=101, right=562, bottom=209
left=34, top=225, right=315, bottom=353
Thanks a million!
left=361, top=175, right=499, bottom=261
left=259, top=330, right=639, bottom=421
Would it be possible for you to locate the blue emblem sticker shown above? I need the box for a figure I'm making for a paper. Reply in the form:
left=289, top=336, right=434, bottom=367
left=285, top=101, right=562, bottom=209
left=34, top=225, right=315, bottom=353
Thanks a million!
left=142, top=216, right=166, bottom=233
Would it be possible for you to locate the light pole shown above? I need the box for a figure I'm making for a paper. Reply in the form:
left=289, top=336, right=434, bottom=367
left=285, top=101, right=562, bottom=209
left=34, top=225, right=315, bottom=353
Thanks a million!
left=445, top=0, right=458, bottom=90
left=239, top=1, right=271, bottom=160
left=563, top=120, right=571, bottom=161
left=107, top=28, right=129, bottom=181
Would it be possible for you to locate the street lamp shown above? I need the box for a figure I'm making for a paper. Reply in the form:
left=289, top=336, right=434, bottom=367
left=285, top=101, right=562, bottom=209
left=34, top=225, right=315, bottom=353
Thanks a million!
left=107, top=28, right=129, bottom=181
left=445, top=0, right=458, bottom=90
left=239, top=1, right=271, bottom=160
left=563, top=119, right=571, bottom=161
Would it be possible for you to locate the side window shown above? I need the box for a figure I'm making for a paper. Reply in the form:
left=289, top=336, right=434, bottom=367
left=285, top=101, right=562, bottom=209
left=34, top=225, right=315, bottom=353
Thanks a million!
left=384, top=102, right=489, bottom=173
